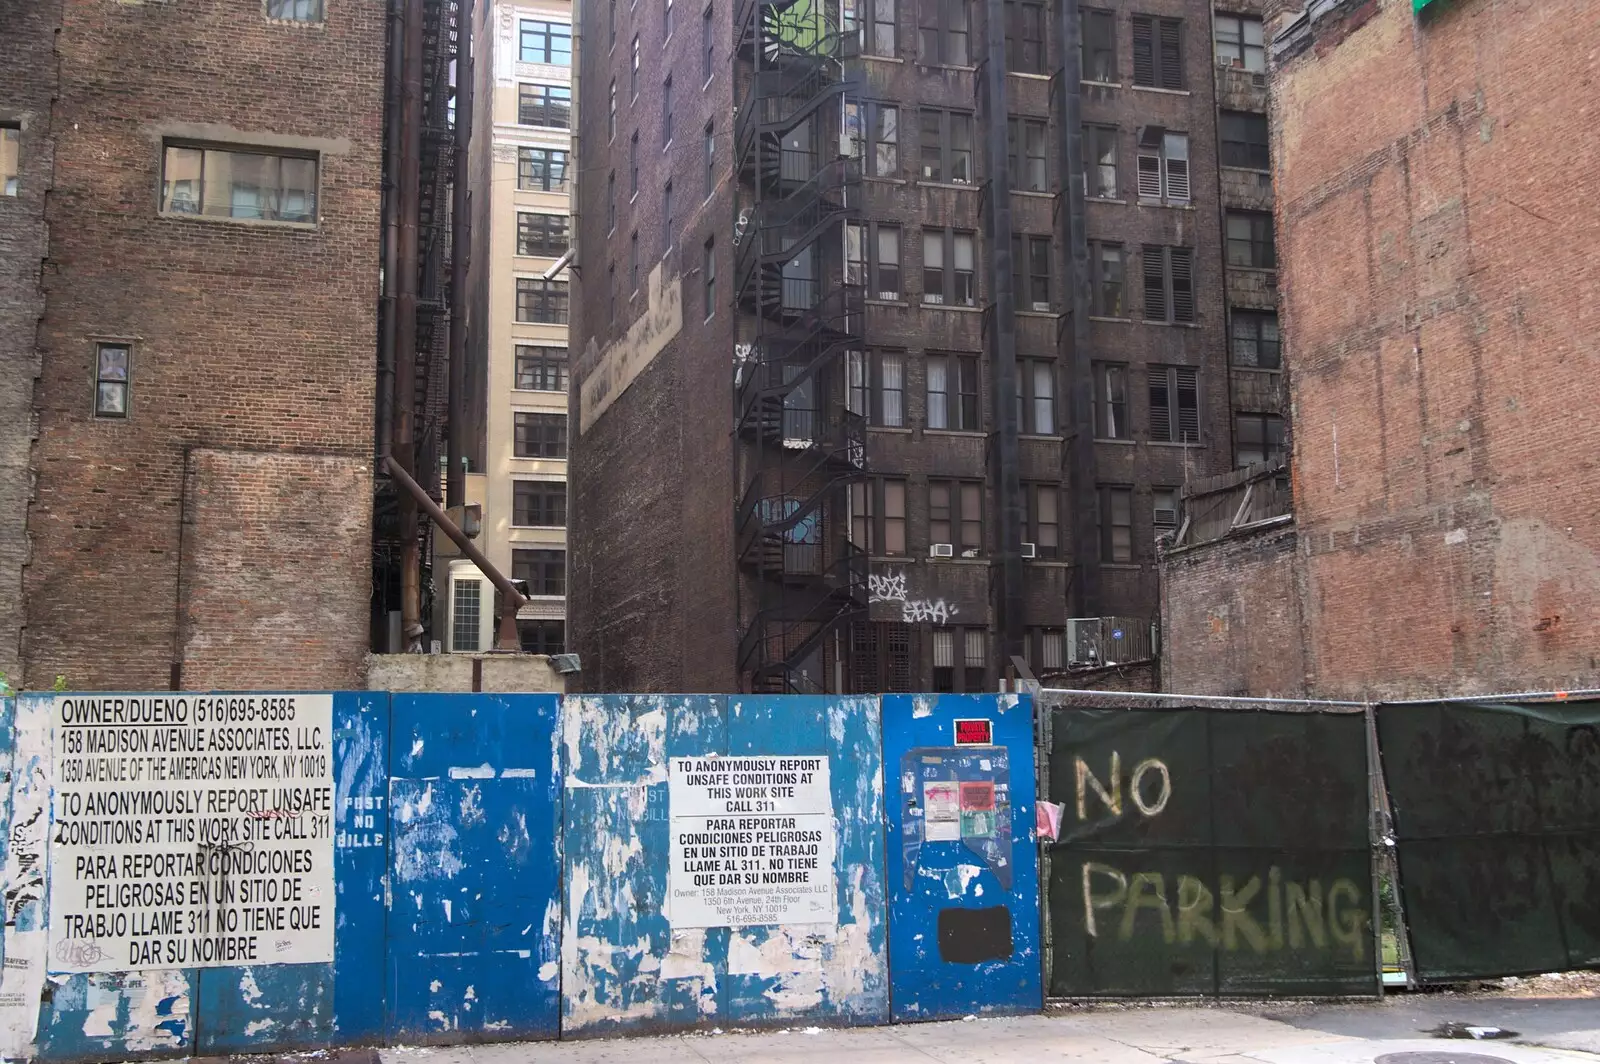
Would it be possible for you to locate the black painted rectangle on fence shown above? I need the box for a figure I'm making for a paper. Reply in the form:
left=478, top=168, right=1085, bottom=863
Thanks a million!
left=1045, top=707, right=1377, bottom=998
left=1376, top=699, right=1600, bottom=983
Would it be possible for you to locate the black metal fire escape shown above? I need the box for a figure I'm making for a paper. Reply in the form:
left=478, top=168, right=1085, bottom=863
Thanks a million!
left=732, top=0, right=866, bottom=692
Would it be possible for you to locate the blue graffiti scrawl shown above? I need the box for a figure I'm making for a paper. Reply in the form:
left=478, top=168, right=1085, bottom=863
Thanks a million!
left=900, top=748, right=1014, bottom=891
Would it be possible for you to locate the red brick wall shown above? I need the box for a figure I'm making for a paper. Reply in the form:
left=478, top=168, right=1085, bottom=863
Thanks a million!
left=1268, top=0, right=1600, bottom=698
left=22, top=0, right=384, bottom=690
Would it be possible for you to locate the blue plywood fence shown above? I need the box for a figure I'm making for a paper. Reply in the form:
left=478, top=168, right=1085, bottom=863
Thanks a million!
left=0, top=692, right=1039, bottom=1060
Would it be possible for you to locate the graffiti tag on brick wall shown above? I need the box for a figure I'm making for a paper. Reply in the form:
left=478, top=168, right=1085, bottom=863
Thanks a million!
left=867, top=569, right=958, bottom=625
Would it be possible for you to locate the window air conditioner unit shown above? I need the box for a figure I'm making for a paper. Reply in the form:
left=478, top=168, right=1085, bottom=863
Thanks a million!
left=1020, top=542, right=1037, bottom=558
left=930, top=543, right=954, bottom=558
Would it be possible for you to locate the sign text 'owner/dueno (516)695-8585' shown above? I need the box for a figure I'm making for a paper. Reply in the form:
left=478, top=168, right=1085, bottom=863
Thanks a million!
left=668, top=756, right=836, bottom=930
left=46, top=694, right=335, bottom=974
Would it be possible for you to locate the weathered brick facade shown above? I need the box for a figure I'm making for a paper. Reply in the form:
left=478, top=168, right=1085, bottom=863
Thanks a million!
left=15, top=0, right=384, bottom=690
left=1163, top=0, right=1600, bottom=700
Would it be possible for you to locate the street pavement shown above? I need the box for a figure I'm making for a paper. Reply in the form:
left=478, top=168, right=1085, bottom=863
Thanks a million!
left=365, top=999, right=1599, bottom=1064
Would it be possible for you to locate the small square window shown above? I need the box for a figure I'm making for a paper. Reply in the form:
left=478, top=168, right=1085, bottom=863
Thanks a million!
left=94, top=343, right=130, bottom=419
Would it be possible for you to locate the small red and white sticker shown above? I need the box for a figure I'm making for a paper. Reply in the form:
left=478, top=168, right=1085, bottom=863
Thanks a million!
left=953, top=718, right=993, bottom=745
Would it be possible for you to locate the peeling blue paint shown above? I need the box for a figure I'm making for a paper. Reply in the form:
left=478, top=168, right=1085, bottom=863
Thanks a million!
left=560, top=695, right=888, bottom=1036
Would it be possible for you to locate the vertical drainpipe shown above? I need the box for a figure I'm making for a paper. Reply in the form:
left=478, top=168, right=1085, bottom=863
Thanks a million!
left=396, top=0, right=426, bottom=648
left=447, top=0, right=475, bottom=510
left=379, top=0, right=404, bottom=464
left=1057, top=0, right=1101, bottom=615
left=982, top=0, right=1025, bottom=666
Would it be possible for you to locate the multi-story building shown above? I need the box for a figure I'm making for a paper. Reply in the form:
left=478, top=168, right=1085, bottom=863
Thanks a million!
left=0, top=0, right=386, bottom=691
left=448, top=0, right=575, bottom=654
left=1162, top=0, right=1600, bottom=700
left=568, top=0, right=1284, bottom=692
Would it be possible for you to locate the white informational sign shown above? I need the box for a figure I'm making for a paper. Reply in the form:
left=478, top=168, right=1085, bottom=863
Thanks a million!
left=46, top=694, right=336, bottom=973
left=668, top=755, right=836, bottom=929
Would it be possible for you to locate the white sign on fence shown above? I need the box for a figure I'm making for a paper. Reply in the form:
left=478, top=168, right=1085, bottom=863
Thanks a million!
left=46, top=694, right=336, bottom=973
left=667, top=755, right=836, bottom=929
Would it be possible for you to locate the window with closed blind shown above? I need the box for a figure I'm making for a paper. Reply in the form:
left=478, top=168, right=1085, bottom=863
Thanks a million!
left=1148, top=366, right=1200, bottom=443
left=923, top=229, right=976, bottom=306
left=1131, top=14, right=1183, bottom=89
left=1030, top=627, right=1066, bottom=672
left=926, top=353, right=979, bottom=431
left=932, top=628, right=988, bottom=692
left=850, top=478, right=907, bottom=555
left=928, top=480, right=983, bottom=553
left=1080, top=8, right=1116, bottom=82
left=1090, top=241, right=1125, bottom=316
left=1142, top=245, right=1195, bottom=323
left=1100, top=485, right=1133, bottom=562
left=846, top=222, right=903, bottom=300
left=1017, top=360, right=1057, bottom=435
left=1135, top=129, right=1189, bottom=204
left=1025, top=483, right=1060, bottom=558
left=846, top=350, right=906, bottom=427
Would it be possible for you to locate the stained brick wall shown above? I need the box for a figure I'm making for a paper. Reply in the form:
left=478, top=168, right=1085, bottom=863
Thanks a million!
left=0, top=0, right=59, bottom=685
left=21, top=0, right=384, bottom=690
left=1168, top=0, right=1600, bottom=700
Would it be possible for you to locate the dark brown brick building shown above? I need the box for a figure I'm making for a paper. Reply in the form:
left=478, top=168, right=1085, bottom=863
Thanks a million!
left=569, top=0, right=1286, bottom=692
left=1161, top=0, right=1600, bottom=700
left=3, top=0, right=385, bottom=691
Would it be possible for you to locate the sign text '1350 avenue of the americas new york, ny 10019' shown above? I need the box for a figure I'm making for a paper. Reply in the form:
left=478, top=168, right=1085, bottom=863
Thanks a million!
left=46, top=694, right=336, bottom=974
left=668, top=755, right=836, bottom=929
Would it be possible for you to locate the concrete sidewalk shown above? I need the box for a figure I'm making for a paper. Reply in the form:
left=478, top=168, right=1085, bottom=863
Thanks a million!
left=376, top=1004, right=1600, bottom=1064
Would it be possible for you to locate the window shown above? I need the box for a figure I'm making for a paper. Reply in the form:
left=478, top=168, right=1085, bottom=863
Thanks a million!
left=1148, top=365, right=1200, bottom=443
left=0, top=125, right=16, bottom=196
left=851, top=621, right=913, bottom=693
left=1214, top=13, right=1264, bottom=72
left=704, top=122, right=716, bottom=195
left=1235, top=413, right=1285, bottom=468
left=1100, top=485, right=1133, bottom=562
left=922, top=229, right=976, bottom=306
left=925, top=353, right=979, bottom=431
left=160, top=144, right=317, bottom=223
left=1227, top=211, right=1277, bottom=268
left=515, top=346, right=569, bottom=391
left=1231, top=310, right=1281, bottom=369
left=517, top=212, right=569, bottom=257
left=267, top=0, right=322, bottom=20
left=1084, top=124, right=1118, bottom=198
left=918, top=109, right=973, bottom=184
left=1142, top=245, right=1195, bottom=323
left=664, top=0, right=675, bottom=36
left=631, top=37, right=641, bottom=96
left=451, top=579, right=482, bottom=652
left=631, top=231, right=640, bottom=292
left=518, top=84, right=572, bottom=128
left=520, top=619, right=566, bottom=655
left=1153, top=489, right=1179, bottom=540
left=94, top=343, right=130, bottom=418
left=918, top=0, right=970, bottom=64
left=850, top=478, right=907, bottom=555
left=606, top=170, right=616, bottom=231
left=1011, top=234, right=1051, bottom=311
left=850, top=102, right=900, bottom=178
left=515, top=412, right=569, bottom=459
left=1080, top=8, right=1116, bottom=81
left=846, top=221, right=902, bottom=299
left=932, top=628, right=988, bottom=692
left=703, top=237, right=717, bottom=318
left=518, top=147, right=570, bottom=191
left=1031, top=627, right=1066, bottom=672
left=513, top=549, right=566, bottom=597
left=1017, top=359, right=1056, bottom=434
left=659, top=75, right=672, bottom=144
left=520, top=20, right=573, bottom=64
left=847, top=350, right=906, bottom=427
left=1093, top=362, right=1128, bottom=439
left=663, top=181, right=674, bottom=252
left=516, top=278, right=570, bottom=323
left=1220, top=110, right=1269, bottom=170
left=1025, top=483, right=1060, bottom=558
left=608, top=79, right=618, bottom=140
left=864, top=0, right=897, bottom=55
left=1135, top=129, right=1189, bottom=203
left=1131, top=15, right=1183, bottom=90
left=609, top=0, right=617, bottom=46
left=929, top=480, right=983, bottom=552
left=630, top=133, right=639, bottom=196
left=608, top=262, right=617, bottom=325
left=1090, top=241, right=1124, bottom=316
left=703, top=5, right=715, bottom=79
left=1008, top=118, right=1047, bottom=192
left=1005, top=1, right=1046, bottom=74
left=513, top=480, right=568, bottom=526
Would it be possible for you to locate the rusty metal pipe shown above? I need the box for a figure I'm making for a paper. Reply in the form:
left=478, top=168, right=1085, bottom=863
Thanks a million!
left=395, top=0, right=425, bottom=647
left=384, top=455, right=526, bottom=651
left=446, top=0, right=474, bottom=509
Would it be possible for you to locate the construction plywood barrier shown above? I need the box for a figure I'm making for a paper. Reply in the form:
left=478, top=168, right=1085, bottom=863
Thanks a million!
left=559, top=694, right=889, bottom=1036
left=1377, top=698, right=1600, bottom=983
left=1044, top=705, right=1378, bottom=997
